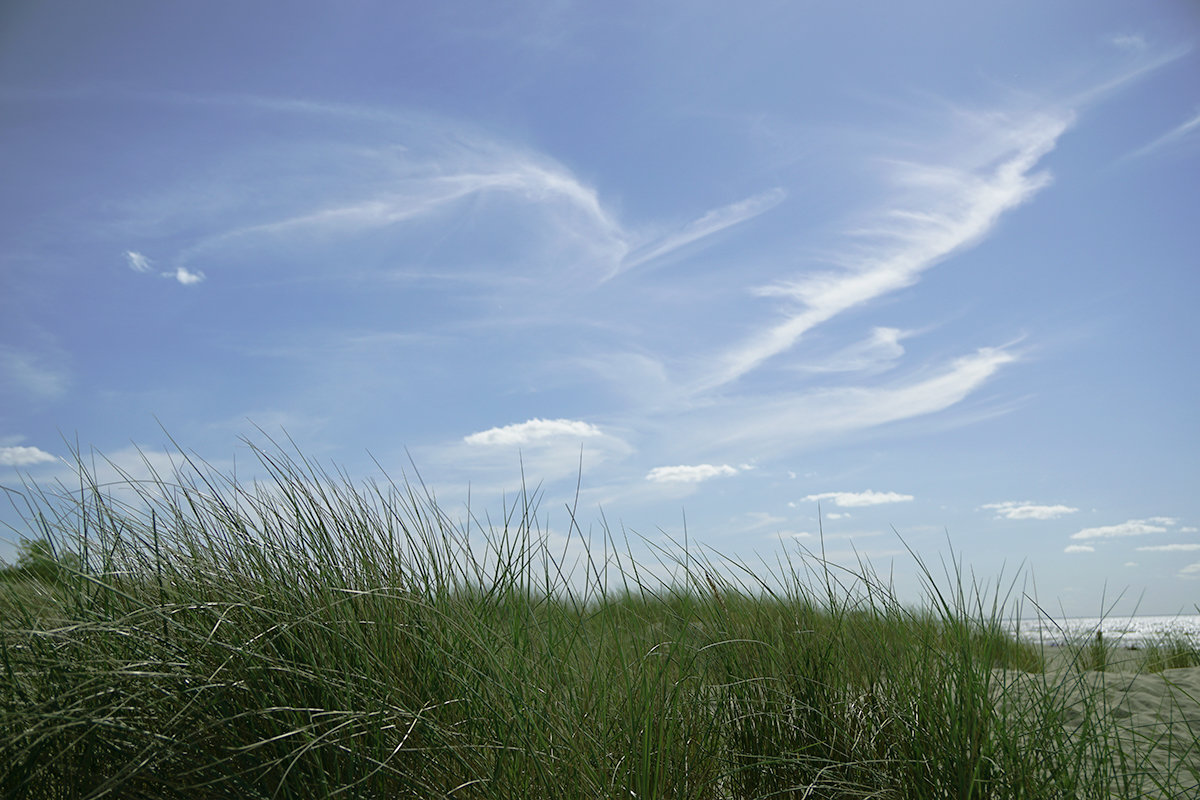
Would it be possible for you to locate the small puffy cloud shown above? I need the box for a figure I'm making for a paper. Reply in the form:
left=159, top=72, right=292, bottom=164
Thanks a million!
left=646, top=463, right=738, bottom=483
left=125, top=250, right=153, bottom=272
left=1064, top=544, right=1095, bottom=554
left=1182, top=526, right=1199, bottom=534
left=128, top=252, right=204, bottom=285
left=464, top=418, right=603, bottom=446
left=825, top=512, right=849, bottom=520
left=1180, top=562, right=1200, bottom=579
left=170, top=266, right=205, bottom=285
left=802, top=490, right=913, bottom=508
left=425, top=417, right=629, bottom=490
left=1135, top=543, right=1200, bottom=552
left=1069, top=519, right=1169, bottom=540
left=1147, top=516, right=1178, bottom=526
left=0, top=445, right=57, bottom=466
left=982, top=501, right=1079, bottom=520
left=1124, top=562, right=1138, bottom=568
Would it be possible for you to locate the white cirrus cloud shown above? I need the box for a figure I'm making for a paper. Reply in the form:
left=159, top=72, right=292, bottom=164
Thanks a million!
left=160, top=117, right=776, bottom=294
left=1147, top=516, right=1178, bottom=526
left=696, top=345, right=1018, bottom=458
left=981, top=501, right=1079, bottom=520
left=1064, top=544, right=1095, bottom=554
left=1127, top=110, right=1200, bottom=159
left=1135, top=544, right=1200, bottom=552
left=1069, top=519, right=1169, bottom=540
left=802, top=490, right=913, bottom=508
left=0, top=445, right=58, bottom=466
left=619, top=188, right=786, bottom=274
left=1182, top=527, right=1199, bottom=534
left=125, top=250, right=153, bottom=272
left=163, top=118, right=701, bottom=290
left=645, top=463, right=738, bottom=483
left=464, top=418, right=603, bottom=446
left=1180, top=562, right=1200, bottom=579
left=795, top=326, right=913, bottom=375
left=698, top=112, right=1069, bottom=391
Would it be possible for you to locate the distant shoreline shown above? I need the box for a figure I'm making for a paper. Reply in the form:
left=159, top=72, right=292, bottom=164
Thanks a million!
left=1004, top=613, right=1200, bottom=649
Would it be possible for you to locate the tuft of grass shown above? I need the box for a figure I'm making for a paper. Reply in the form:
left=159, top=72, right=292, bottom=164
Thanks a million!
left=1, top=440, right=1196, bottom=798
left=1077, top=630, right=1111, bottom=673
left=1141, top=636, right=1200, bottom=673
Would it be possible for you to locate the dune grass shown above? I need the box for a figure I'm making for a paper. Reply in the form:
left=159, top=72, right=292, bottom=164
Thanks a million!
left=1, top=443, right=1197, bottom=798
left=1138, top=638, right=1200, bottom=674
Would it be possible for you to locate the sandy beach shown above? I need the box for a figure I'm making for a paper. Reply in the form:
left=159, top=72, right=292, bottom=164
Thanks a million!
left=995, top=651, right=1200, bottom=796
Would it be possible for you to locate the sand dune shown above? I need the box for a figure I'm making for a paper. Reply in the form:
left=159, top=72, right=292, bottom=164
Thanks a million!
left=1069, top=667, right=1200, bottom=796
left=994, top=662, right=1200, bottom=796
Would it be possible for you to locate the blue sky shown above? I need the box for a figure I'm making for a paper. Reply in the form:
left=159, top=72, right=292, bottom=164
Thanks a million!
left=2, top=1, right=1198, bottom=616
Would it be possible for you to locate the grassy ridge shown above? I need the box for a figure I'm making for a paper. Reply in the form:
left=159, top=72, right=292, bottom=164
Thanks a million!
left=1, top=444, right=1196, bottom=798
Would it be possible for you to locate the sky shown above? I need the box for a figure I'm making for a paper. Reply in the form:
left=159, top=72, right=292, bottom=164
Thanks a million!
left=1, top=1, right=1198, bottom=617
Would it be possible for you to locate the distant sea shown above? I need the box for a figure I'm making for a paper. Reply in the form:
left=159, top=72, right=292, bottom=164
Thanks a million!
left=1005, top=614, right=1200, bottom=649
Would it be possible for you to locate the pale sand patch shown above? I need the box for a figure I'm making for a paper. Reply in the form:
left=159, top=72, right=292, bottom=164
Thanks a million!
left=993, top=659, right=1200, bottom=796
left=1038, top=642, right=1161, bottom=674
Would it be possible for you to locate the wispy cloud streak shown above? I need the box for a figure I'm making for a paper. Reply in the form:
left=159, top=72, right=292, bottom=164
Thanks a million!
left=618, top=188, right=786, bottom=275
left=696, top=114, right=1070, bottom=391
left=794, top=327, right=912, bottom=374
left=1127, top=110, right=1200, bottom=159
left=685, top=345, right=1017, bottom=457
left=176, top=158, right=625, bottom=277
left=125, top=250, right=153, bottom=272
left=98, top=92, right=795, bottom=293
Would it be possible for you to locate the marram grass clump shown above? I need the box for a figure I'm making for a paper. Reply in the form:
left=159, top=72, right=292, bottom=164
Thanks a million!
left=1, top=444, right=1196, bottom=799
